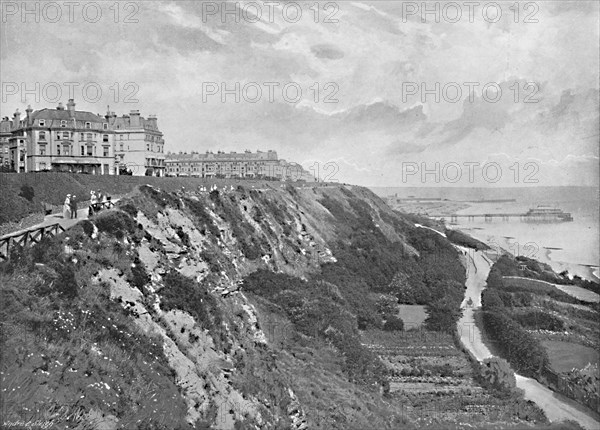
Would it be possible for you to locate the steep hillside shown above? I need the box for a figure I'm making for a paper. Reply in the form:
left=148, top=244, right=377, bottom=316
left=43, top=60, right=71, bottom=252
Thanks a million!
left=1, top=183, right=571, bottom=429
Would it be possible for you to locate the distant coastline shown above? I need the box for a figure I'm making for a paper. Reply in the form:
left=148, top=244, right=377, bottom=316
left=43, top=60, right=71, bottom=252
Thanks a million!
left=373, top=186, right=599, bottom=284
left=454, top=227, right=599, bottom=283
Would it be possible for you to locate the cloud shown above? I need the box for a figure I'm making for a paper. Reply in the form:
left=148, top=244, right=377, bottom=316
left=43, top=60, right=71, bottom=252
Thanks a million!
left=0, top=0, right=598, bottom=187
left=311, top=44, right=344, bottom=60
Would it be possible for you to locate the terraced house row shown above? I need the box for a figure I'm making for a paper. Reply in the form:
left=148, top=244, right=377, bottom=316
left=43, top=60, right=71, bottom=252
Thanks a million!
left=165, top=150, right=314, bottom=181
left=0, top=99, right=166, bottom=176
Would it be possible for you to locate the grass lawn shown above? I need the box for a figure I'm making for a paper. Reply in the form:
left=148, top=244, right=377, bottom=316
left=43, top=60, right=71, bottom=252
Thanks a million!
left=397, top=304, right=428, bottom=330
left=555, top=284, right=600, bottom=303
left=542, top=340, right=599, bottom=372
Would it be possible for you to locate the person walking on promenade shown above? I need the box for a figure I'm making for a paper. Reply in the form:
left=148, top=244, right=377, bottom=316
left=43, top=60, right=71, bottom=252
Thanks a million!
left=63, top=194, right=71, bottom=219
left=70, top=195, right=78, bottom=219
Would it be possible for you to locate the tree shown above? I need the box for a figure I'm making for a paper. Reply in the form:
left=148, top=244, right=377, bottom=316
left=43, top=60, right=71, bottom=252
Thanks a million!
left=376, top=295, right=398, bottom=317
left=481, top=289, right=504, bottom=310
left=424, top=299, right=463, bottom=332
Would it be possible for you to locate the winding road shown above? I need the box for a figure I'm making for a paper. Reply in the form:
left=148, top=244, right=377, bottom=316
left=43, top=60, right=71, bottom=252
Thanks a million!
left=457, top=247, right=600, bottom=430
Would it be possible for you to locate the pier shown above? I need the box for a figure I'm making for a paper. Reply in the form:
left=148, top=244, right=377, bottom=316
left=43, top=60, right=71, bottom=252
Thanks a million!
left=429, top=212, right=572, bottom=223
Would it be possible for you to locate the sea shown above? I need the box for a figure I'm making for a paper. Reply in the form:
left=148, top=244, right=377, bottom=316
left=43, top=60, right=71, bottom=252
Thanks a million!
left=370, top=186, right=599, bottom=282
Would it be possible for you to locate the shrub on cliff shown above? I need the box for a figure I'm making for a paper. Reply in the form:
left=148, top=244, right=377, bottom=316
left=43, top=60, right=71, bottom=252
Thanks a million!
left=183, top=197, right=220, bottom=237
left=480, top=357, right=516, bottom=392
left=424, top=299, right=463, bottom=333
left=140, top=185, right=181, bottom=209
left=94, top=210, right=136, bottom=240
left=129, top=257, right=150, bottom=289
left=482, top=289, right=505, bottom=310
left=18, top=184, right=35, bottom=202
left=119, top=202, right=138, bottom=218
left=160, top=270, right=222, bottom=335
left=242, top=269, right=310, bottom=300
left=446, top=229, right=490, bottom=250
left=482, top=310, right=549, bottom=376
left=513, top=310, right=565, bottom=332
left=383, top=316, right=404, bottom=332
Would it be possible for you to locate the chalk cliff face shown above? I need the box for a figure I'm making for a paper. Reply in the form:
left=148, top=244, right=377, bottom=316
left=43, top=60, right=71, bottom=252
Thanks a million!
left=1, top=183, right=476, bottom=429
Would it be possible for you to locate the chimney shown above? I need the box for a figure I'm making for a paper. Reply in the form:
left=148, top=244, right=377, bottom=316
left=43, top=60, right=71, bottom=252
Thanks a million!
left=67, top=99, right=76, bottom=116
left=130, top=110, right=140, bottom=128
left=25, top=105, right=33, bottom=125
left=12, top=109, right=21, bottom=129
left=147, top=114, right=157, bottom=129
left=57, top=102, right=64, bottom=110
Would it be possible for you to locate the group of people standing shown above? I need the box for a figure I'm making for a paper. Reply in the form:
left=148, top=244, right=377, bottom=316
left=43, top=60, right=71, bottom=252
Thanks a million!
left=63, top=194, right=78, bottom=219
left=63, top=190, right=110, bottom=219
left=90, top=190, right=108, bottom=205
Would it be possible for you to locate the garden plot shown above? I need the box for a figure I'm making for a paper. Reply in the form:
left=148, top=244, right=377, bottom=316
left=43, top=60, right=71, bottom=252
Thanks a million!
left=360, top=329, right=548, bottom=426
left=362, top=329, right=477, bottom=396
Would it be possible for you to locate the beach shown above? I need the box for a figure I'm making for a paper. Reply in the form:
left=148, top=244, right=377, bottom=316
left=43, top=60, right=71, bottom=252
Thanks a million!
left=454, top=227, right=599, bottom=283
left=373, top=186, right=599, bottom=284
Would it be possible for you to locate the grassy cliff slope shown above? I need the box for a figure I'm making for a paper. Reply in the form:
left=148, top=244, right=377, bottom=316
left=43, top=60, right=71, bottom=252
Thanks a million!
left=1, top=182, right=574, bottom=429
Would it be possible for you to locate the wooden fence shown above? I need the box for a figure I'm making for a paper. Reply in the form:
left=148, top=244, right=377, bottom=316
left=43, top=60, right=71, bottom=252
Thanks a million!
left=0, top=223, right=66, bottom=261
left=541, top=366, right=600, bottom=414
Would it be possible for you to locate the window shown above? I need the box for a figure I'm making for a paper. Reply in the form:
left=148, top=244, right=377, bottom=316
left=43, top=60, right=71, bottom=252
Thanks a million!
left=146, top=143, right=150, bottom=151
left=38, top=146, right=46, bottom=156
left=85, top=122, right=91, bottom=129
left=61, top=120, right=67, bottom=127
left=103, top=134, right=109, bottom=142
left=81, top=146, right=85, bottom=156
left=62, top=131, right=70, bottom=139
left=39, top=120, right=45, bottom=126
left=39, top=131, right=46, bottom=140
left=119, top=143, right=124, bottom=151
left=86, top=133, right=93, bottom=140
left=103, top=147, right=109, bottom=157
left=39, top=162, right=46, bottom=170
left=57, top=146, right=61, bottom=155
left=119, top=134, right=123, bottom=140
left=87, top=146, right=93, bottom=156
left=63, top=145, right=70, bottom=156
left=103, top=123, right=108, bottom=130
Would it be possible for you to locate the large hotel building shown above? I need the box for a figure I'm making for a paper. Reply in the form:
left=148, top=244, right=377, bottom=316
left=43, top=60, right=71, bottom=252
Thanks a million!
left=0, top=99, right=165, bottom=176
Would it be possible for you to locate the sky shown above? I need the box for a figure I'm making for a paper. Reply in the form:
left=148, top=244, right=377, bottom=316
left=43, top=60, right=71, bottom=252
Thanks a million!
left=1, top=0, right=598, bottom=186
